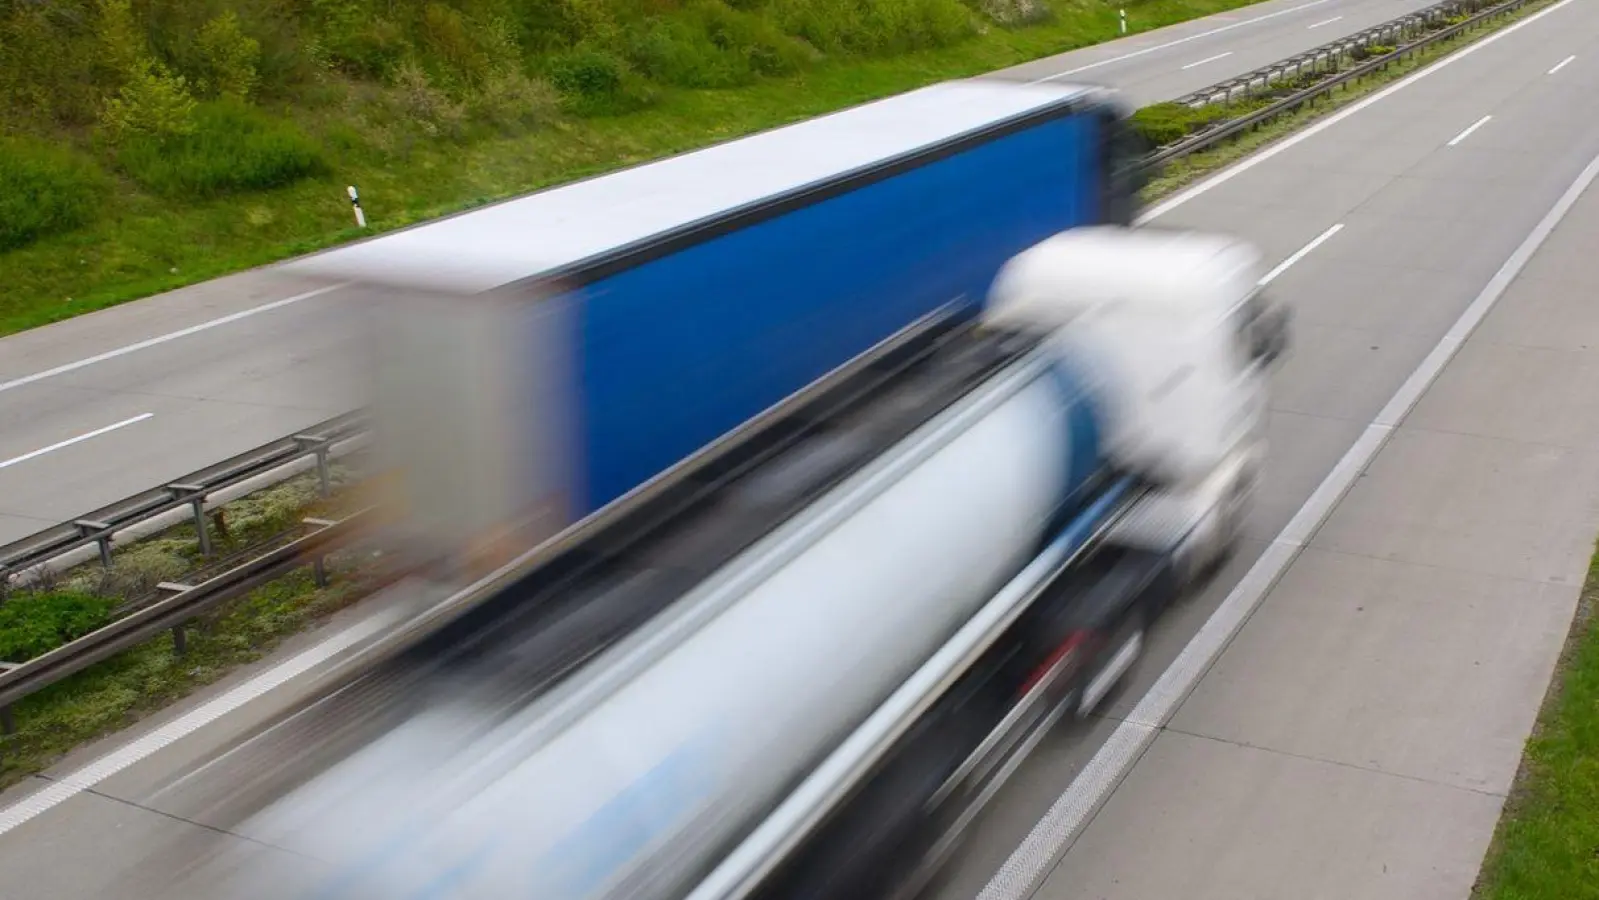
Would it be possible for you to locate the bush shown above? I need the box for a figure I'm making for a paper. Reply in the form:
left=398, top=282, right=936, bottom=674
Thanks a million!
left=973, top=0, right=1053, bottom=26
left=385, top=62, right=470, bottom=139
left=196, top=11, right=262, bottom=100
left=0, top=592, right=115, bottom=664
left=0, top=139, right=108, bottom=252
left=321, top=13, right=410, bottom=81
left=469, top=71, right=561, bottom=135
left=115, top=99, right=326, bottom=198
left=546, top=45, right=655, bottom=115
left=1129, top=101, right=1230, bottom=147
left=514, top=0, right=621, bottom=55
left=624, top=2, right=812, bottom=88
left=99, top=63, right=199, bottom=142
left=1, top=3, right=103, bottom=129
left=770, top=0, right=975, bottom=56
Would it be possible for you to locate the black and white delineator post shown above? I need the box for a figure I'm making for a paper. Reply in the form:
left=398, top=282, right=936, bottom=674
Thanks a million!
left=347, top=185, right=366, bottom=228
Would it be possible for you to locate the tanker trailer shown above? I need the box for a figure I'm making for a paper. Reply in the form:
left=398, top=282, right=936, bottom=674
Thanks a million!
left=214, top=226, right=1284, bottom=900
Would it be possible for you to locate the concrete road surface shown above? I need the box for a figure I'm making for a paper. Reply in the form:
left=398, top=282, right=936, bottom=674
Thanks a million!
left=2, top=1, right=1596, bottom=898
left=941, top=1, right=1599, bottom=898
left=0, top=0, right=1438, bottom=545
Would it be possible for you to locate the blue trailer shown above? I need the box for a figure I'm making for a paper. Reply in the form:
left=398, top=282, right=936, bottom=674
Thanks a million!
left=289, top=78, right=1146, bottom=564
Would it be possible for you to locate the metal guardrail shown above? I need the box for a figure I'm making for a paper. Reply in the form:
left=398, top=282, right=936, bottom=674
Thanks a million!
left=0, top=411, right=367, bottom=593
left=1174, top=0, right=1494, bottom=109
left=0, top=508, right=376, bottom=731
left=1145, top=0, right=1540, bottom=167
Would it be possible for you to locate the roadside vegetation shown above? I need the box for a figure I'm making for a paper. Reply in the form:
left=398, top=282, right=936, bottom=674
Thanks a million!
left=0, top=465, right=366, bottom=790
left=0, top=0, right=1283, bottom=336
left=1473, top=547, right=1599, bottom=900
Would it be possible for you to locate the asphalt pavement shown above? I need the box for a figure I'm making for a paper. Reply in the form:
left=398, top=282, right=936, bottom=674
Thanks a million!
left=0, top=0, right=1440, bottom=545
left=939, top=1, right=1599, bottom=897
left=2, top=0, right=1596, bottom=898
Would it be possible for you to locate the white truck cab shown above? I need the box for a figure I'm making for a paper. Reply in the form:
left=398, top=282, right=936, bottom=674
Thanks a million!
left=985, top=226, right=1290, bottom=577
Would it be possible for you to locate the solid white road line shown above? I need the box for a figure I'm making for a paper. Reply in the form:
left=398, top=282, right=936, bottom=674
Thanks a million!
left=1138, top=0, right=1576, bottom=223
left=975, top=122, right=1599, bottom=900
left=1259, top=223, right=1344, bottom=285
left=0, top=283, right=347, bottom=396
left=1307, top=15, right=1344, bottom=29
left=1447, top=114, right=1494, bottom=147
left=1030, top=0, right=1337, bottom=83
left=0, top=414, right=155, bottom=471
left=0, top=607, right=401, bottom=837
left=1549, top=54, right=1576, bottom=75
left=1182, top=51, right=1235, bottom=70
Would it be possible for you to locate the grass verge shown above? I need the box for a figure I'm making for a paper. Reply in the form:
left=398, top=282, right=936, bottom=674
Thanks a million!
left=0, top=564, right=375, bottom=791
left=0, top=465, right=367, bottom=791
left=1472, top=546, right=1599, bottom=900
left=1, top=0, right=1273, bottom=337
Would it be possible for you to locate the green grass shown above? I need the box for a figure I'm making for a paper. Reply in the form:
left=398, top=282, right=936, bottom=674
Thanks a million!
left=0, top=139, right=108, bottom=253
left=0, top=567, right=371, bottom=790
left=0, top=465, right=366, bottom=788
left=113, top=99, right=327, bottom=199
left=0, top=0, right=1272, bottom=337
left=1473, top=549, right=1599, bottom=900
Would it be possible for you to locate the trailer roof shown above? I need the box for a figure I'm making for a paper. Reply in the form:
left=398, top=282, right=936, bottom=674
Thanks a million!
left=285, top=79, right=1101, bottom=295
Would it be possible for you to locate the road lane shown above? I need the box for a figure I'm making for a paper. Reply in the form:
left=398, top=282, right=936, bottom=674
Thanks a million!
left=945, top=2, right=1599, bottom=897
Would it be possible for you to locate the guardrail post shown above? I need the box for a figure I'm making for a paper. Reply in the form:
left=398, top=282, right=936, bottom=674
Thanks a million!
left=170, top=483, right=211, bottom=558
left=75, top=520, right=113, bottom=568
left=304, top=518, right=336, bottom=587
left=295, top=435, right=333, bottom=497
left=0, top=704, right=13, bottom=735
left=154, top=584, right=196, bottom=647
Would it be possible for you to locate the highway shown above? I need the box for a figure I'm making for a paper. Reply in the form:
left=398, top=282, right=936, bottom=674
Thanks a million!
left=0, top=0, right=1440, bottom=545
left=942, top=0, right=1599, bottom=896
left=0, top=0, right=1595, bottom=897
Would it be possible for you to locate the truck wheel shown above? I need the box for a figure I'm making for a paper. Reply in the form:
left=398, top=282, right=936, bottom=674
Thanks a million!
left=1200, top=466, right=1254, bottom=583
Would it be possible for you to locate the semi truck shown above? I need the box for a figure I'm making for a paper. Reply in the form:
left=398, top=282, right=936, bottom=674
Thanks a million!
left=149, top=79, right=1287, bottom=900
left=286, top=77, right=1148, bottom=580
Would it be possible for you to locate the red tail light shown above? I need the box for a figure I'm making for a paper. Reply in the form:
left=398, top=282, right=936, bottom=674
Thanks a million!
left=1019, top=631, right=1090, bottom=697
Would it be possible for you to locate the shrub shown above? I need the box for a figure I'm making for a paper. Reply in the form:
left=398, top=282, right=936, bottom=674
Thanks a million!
left=0, top=591, right=115, bottom=664
left=973, top=0, right=1053, bottom=26
left=515, top=0, right=620, bottom=55
left=624, top=19, right=738, bottom=87
left=318, top=6, right=410, bottom=81
left=196, top=11, right=262, bottom=100
left=469, top=71, right=561, bottom=135
left=546, top=45, right=655, bottom=116
left=691, top=1, right=812, bottom=77
left=1129, top=101, right=1231, bottom=147
left=386, top=62, right=470, bottom=139
left=115, top=99, right=326, bottom=198
left=624, top=2, right=811, bottom=88
left=99, top=62, right=199, bottom=142
left=0, top=139, right=109, bottom=252
left=770, top=0, right=975, bottom=56
left=1, top=3, right=103, bottom=129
